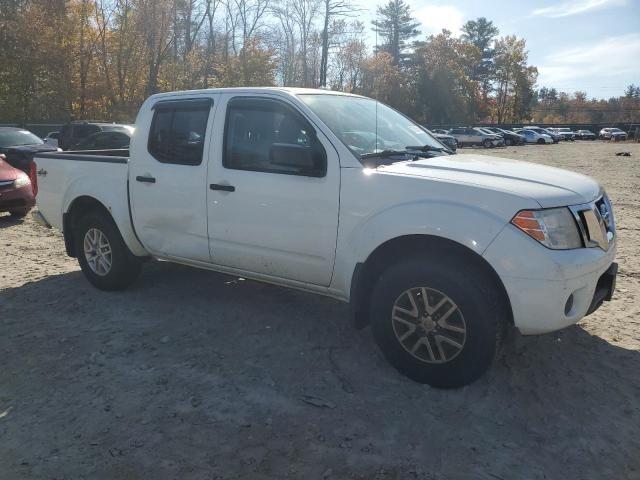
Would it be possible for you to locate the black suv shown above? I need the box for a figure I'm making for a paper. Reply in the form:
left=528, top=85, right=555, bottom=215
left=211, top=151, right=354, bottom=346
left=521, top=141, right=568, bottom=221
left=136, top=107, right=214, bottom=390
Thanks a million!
left=59, top=122, right=133, bottom=150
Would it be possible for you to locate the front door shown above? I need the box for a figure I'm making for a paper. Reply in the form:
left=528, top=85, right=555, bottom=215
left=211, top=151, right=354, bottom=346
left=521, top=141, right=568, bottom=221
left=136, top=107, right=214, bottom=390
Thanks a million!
left=129, top=96, right=217, bottom=262
left=206, top=94, right=340, bottom=286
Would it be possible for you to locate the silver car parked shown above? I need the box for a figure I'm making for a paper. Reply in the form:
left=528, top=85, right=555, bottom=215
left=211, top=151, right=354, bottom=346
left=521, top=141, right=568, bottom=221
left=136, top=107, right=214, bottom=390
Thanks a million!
left=448, top=127, right=500, bottom=148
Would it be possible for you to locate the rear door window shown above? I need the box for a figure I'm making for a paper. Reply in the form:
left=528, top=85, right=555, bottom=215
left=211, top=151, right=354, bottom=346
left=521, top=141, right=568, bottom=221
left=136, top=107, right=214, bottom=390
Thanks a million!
left=148, top=100, right=211, bottom=166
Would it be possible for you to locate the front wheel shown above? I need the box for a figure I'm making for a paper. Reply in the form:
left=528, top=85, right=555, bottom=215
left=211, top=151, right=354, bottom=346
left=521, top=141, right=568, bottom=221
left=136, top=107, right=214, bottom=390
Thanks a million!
left=505, top=138, right=512, bottom=146
left=537, top=138, right=545, bottom=145
left=370, top=255, right=507, bottom=388
left=483, top=139, right=492, bottom=148
left=75, top=212, right=142, bottom=291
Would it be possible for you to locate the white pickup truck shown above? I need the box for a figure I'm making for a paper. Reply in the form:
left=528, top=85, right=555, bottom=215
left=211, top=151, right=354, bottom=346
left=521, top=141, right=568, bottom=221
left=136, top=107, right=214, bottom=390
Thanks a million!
left=33, top=87, right=617, bottom=388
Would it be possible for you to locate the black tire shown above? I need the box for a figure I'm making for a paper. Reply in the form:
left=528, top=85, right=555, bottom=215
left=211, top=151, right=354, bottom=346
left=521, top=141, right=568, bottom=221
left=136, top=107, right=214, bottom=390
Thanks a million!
left=9, top=208, right=30, bottom=218
left=483, top=139, right=492, bottom=148
left=505, top=138, right=512, bottom=146
left=369, top=254, right=507, bottom=388
left=537, top=138, right=545, bottom=145
left=75, top=211, right=142, bottom=291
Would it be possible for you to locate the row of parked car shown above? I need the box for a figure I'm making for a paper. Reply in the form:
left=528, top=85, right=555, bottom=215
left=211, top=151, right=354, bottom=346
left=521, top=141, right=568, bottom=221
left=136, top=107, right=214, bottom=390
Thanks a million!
left=429, top=126, right=628, bottom=150
left=0, top=121, right=132, bottom=218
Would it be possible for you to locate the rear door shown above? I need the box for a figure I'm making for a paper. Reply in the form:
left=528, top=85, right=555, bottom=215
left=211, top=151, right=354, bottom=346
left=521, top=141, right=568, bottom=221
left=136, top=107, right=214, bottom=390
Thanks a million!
left=206, top=94, right=340, bottom=286
left=466, top=128, right=481, bottom=143
left=129, top=95, right=217, bottom=262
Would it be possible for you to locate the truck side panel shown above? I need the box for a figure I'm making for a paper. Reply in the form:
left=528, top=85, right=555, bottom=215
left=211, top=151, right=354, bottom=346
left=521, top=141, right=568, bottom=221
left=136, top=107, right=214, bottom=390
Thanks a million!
left=34, top=153, right=147, bottom=257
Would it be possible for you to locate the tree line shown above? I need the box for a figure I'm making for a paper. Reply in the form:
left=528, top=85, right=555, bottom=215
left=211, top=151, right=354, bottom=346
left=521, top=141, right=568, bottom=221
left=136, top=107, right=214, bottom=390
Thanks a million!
left=1, top=0, right=638, bottom=126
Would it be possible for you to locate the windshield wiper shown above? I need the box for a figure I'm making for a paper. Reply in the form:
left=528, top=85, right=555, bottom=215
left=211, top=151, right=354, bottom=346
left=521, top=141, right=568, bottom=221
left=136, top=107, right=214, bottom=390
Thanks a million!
left=405, top=144, right=451, bottom=154
left=360, top=149, right=415, bottom=160
left=360, top=145, right=451, bottom=166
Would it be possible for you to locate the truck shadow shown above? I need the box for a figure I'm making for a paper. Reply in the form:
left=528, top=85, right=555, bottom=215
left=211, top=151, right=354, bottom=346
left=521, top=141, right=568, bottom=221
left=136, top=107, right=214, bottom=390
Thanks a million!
left=1, top=261, right=638, bottom=478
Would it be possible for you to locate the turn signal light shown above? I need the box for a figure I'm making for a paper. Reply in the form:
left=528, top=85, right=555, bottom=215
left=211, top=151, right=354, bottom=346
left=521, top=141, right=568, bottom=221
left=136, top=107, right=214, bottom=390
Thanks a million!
left=511, top=211, right=546, bottom=241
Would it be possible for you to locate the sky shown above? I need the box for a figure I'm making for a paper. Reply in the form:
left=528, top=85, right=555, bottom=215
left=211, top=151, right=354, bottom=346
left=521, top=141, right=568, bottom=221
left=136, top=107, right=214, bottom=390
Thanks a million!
left=361, top=0, right=640, bottom=99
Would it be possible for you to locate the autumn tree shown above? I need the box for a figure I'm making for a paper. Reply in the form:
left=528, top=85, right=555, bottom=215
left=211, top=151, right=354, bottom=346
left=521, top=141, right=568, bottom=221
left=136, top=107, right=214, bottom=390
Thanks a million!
left=358, top=52, right=409, bottom=111
left=411, top=30, right=481, bottom=124
left=493, top=35, right=537, bottom=123
left=329, top=20, right=367, bottom=91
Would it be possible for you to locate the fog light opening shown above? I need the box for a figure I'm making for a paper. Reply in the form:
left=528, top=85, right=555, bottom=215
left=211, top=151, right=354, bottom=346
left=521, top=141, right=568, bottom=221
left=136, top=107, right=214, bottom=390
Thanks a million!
left=564, top=294, right=574, bottom=316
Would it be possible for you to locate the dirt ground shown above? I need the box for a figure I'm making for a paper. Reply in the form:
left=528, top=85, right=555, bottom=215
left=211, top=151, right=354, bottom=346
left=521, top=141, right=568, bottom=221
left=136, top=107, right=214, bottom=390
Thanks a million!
left=1, top=141, right=639, bottom=480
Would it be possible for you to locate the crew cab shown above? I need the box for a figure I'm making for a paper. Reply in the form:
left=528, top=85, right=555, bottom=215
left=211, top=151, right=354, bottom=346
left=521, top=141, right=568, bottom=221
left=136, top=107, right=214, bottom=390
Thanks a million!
left=33, top=88, right=618, bottom=388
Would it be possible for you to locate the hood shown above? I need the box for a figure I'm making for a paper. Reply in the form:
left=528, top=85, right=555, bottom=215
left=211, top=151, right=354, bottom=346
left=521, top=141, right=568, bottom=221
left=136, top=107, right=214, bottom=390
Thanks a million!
left=0, top=158, right=19, bottom=181
left=376, top=153, right=601, bottom=208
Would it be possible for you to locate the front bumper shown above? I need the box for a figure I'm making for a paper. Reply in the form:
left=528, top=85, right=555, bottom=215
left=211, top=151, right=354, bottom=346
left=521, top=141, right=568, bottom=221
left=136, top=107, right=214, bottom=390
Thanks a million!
left=0, top=183, right=35, bottom=212
left=483, top=224, right=617, bottom=335
left=585, top=262, right=617, bottom=316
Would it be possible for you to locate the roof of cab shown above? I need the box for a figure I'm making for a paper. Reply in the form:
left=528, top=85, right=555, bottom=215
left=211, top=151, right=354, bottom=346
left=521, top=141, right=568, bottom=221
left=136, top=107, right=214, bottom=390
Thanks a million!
left=146, top=86, right=363, bottom=101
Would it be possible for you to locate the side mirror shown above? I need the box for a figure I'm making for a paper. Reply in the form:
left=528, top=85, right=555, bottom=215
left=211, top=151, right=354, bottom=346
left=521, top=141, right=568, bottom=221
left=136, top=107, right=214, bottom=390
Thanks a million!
left=269, top=143, right=325, bottom=177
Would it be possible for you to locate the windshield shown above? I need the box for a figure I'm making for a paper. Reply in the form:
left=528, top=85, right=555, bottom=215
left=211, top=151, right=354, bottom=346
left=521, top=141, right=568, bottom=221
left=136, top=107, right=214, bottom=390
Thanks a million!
left=0, top=129, right=43, bottom=147
left=611, top=128, right=624, bottom=133
left=298, top=94, right=445, bottom=161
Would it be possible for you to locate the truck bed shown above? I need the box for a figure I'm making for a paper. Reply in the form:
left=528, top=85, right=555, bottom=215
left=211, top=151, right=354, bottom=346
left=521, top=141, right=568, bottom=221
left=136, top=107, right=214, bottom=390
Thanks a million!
left=34, top=149, right=131, bottom=234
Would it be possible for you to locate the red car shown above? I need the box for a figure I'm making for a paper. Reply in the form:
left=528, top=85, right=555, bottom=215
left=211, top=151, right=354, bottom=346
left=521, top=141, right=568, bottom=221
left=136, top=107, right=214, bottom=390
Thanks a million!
left=0, top=153, right=37, bottom=218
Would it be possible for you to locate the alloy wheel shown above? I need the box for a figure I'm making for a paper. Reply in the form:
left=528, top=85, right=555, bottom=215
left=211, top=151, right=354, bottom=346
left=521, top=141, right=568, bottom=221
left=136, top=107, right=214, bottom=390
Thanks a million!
left=84, top=228, right=112, bottom=276
left=391, top=287, right=467, bottom=364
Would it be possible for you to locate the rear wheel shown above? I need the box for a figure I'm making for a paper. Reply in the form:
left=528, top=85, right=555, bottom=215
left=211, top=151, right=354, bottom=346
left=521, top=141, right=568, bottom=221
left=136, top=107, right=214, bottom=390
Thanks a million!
left=369, top=254, right=508, bottom=388
left=75, top=212, right=142, bottom=290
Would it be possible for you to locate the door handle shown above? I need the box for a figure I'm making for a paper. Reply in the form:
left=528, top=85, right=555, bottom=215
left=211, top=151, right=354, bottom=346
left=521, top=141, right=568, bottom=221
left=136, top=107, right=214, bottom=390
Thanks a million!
left=37, top=168, right=48, bottom=176
left=210, top=183, right=235, bottom=192
left=136, top=175, right=156, bottom=183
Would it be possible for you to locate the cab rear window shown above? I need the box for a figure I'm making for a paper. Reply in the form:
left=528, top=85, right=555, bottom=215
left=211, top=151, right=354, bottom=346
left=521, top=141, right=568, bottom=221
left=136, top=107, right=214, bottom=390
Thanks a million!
left=148, top=100, right=211, bottom=165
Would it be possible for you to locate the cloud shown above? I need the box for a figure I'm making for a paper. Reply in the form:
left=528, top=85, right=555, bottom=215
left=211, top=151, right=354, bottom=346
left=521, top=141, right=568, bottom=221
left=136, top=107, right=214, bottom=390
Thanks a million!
left=537, top=33, right=640, bottom=92
left=411, top=4, right=465, bottom=35
left=531, top=0, right=627, bottom=18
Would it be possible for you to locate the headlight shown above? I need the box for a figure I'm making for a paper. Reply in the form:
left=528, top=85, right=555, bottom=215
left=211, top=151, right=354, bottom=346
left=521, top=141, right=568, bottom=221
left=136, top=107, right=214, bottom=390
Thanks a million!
left=14, top=173, right=31, bottom=188
left=511, top=207, right=582, bottom=249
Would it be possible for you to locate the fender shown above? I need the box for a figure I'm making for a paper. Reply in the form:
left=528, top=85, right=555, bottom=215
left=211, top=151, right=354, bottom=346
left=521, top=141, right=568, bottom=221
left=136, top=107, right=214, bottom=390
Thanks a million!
left=330, top=199, right=511, bottom=299
left=62, top=167, right=147, bottom=257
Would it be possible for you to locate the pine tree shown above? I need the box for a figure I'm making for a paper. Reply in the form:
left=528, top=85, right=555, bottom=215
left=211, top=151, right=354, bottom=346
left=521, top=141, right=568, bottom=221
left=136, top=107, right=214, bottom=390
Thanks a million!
left=461, top=17, right=499, bottom=115
left=624, top=84, right=637, bottom=98
left=371, top=0, right=420, bottom=65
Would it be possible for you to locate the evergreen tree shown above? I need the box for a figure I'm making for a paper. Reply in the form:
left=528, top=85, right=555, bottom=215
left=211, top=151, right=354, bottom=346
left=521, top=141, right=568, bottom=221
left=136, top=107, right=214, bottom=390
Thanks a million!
left=371, top=0, right=420, bottom=65
left=461, top=17, right=499, bottom=114
left=624, top=83, right=637, bottom=98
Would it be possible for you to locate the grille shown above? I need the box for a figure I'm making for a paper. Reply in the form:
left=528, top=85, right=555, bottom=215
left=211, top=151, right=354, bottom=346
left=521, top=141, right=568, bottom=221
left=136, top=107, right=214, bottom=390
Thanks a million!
left=570, top=195, right=615, bottom=251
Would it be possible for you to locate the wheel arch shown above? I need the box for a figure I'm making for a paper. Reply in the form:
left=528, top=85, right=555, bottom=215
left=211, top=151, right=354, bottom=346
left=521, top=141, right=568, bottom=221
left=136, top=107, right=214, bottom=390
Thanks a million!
left=350, top=234, right=513, bottom=329
left=63, top=196, right=114, bottom=257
